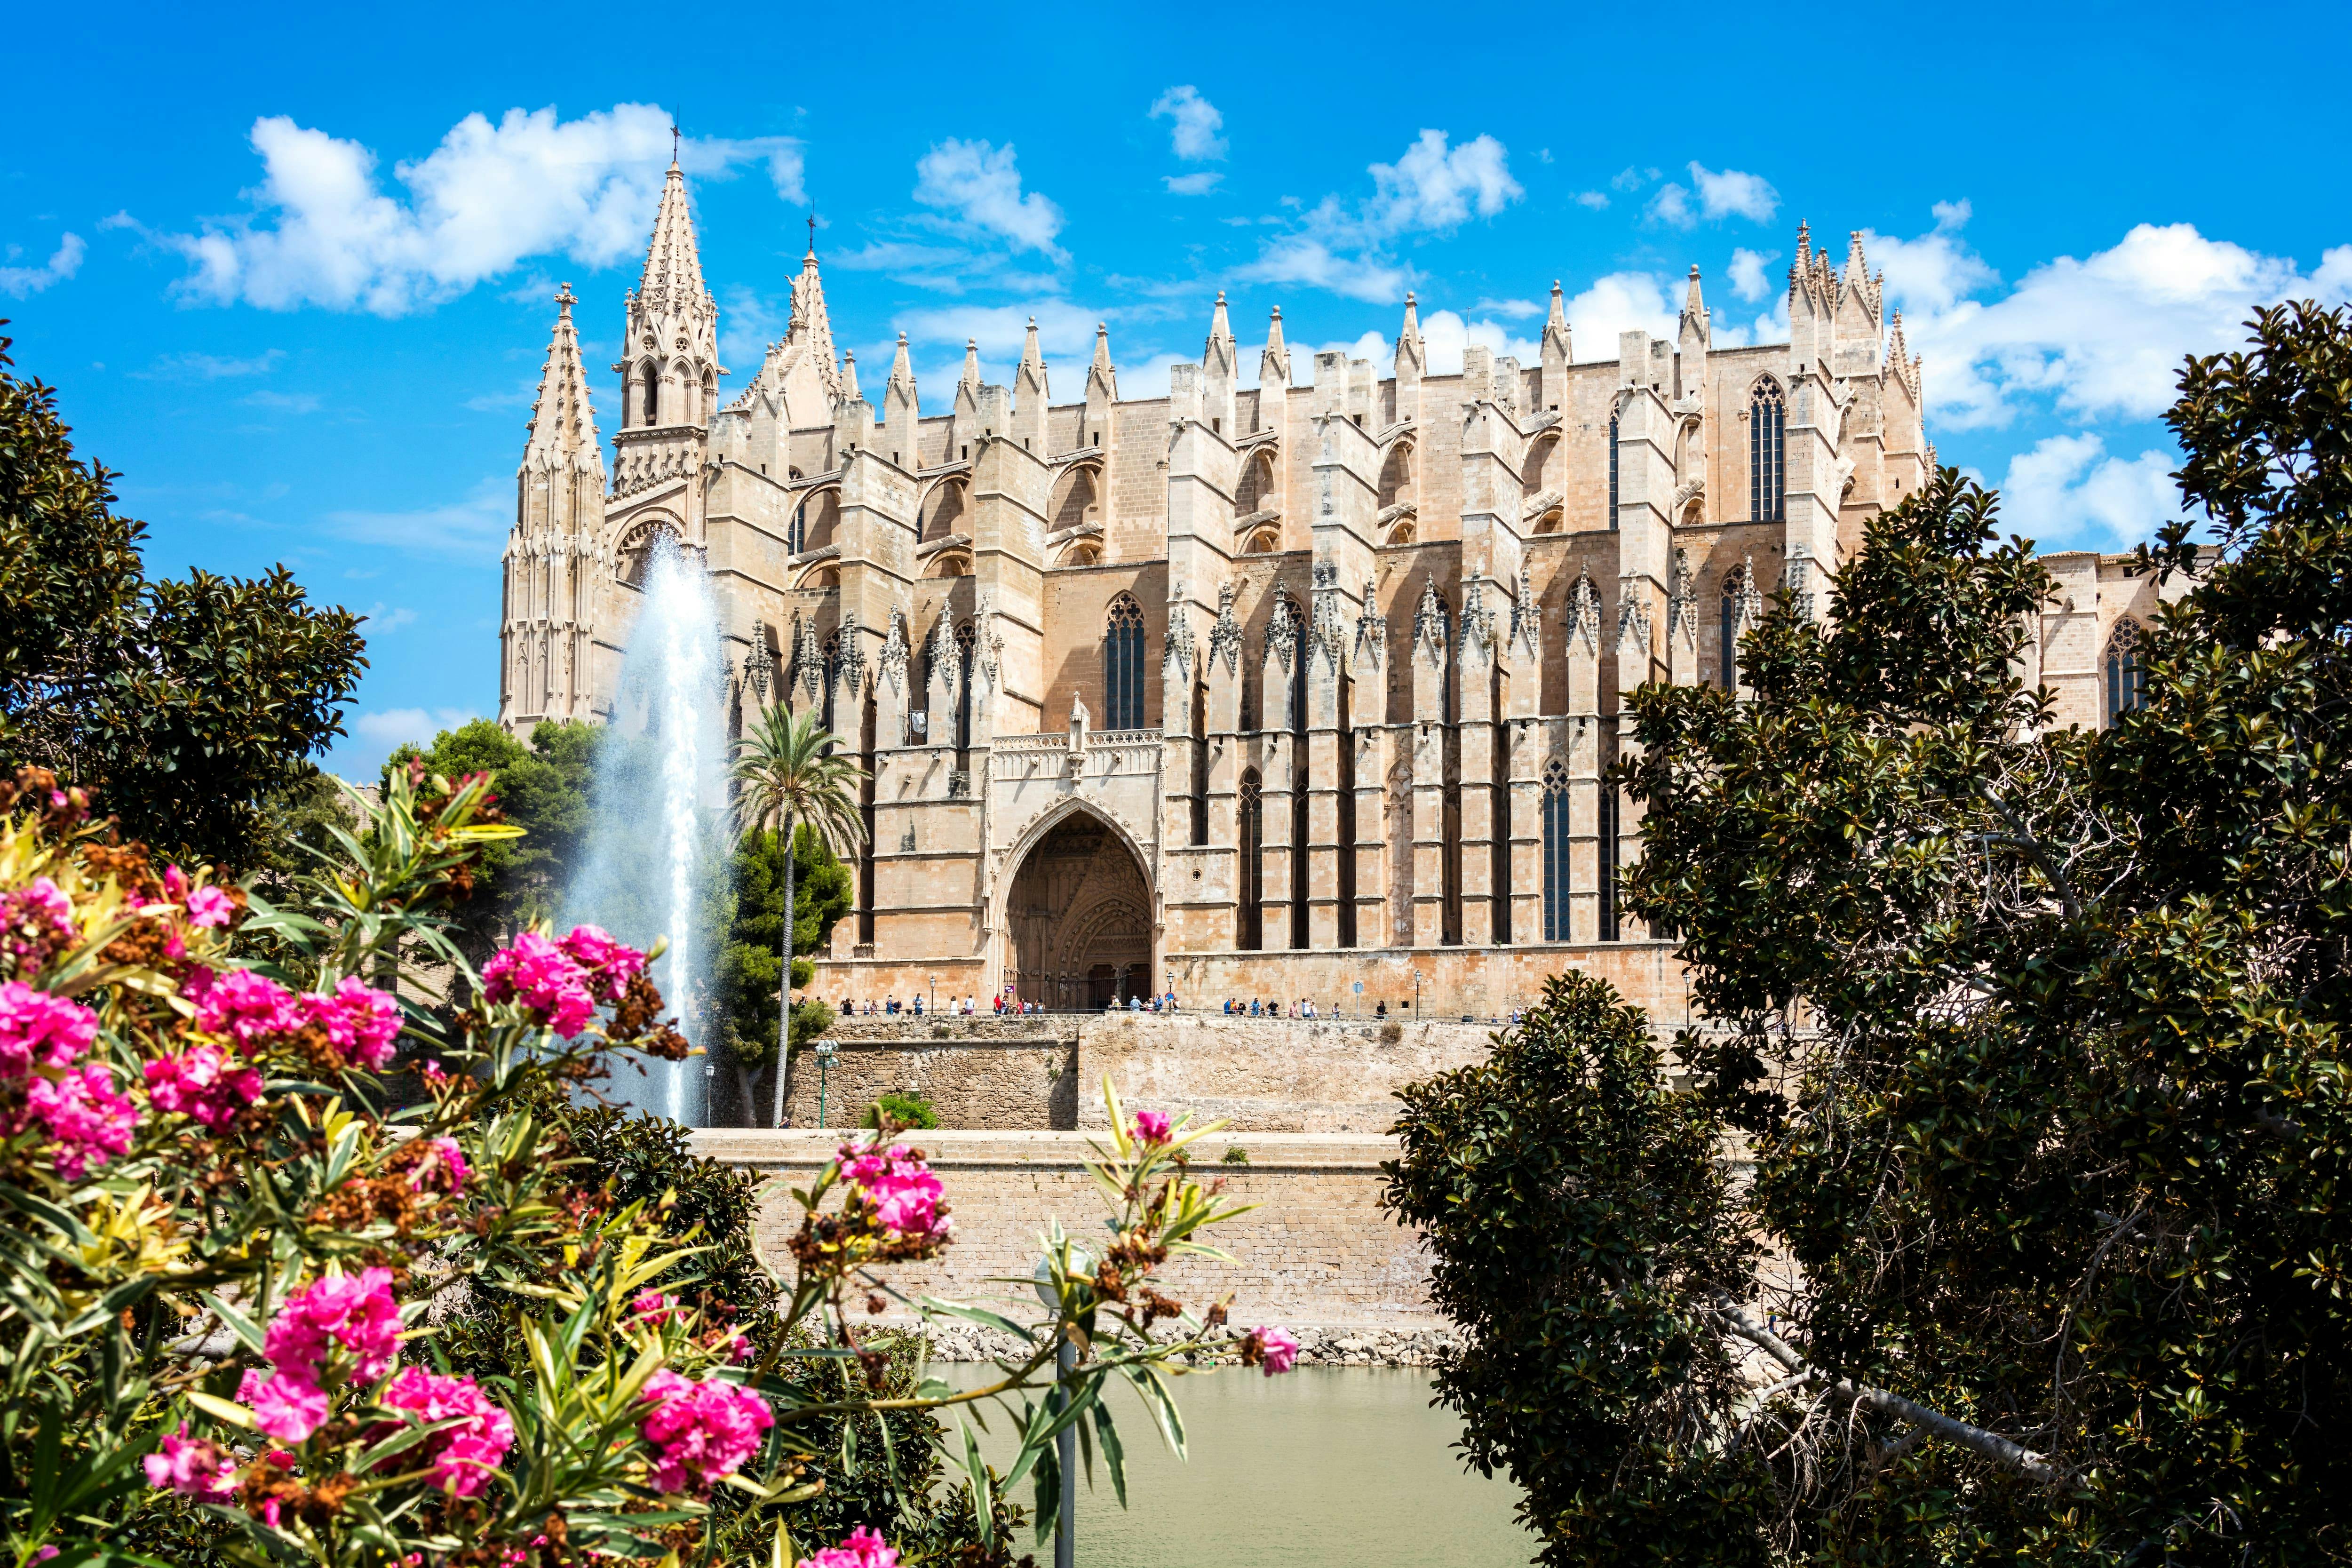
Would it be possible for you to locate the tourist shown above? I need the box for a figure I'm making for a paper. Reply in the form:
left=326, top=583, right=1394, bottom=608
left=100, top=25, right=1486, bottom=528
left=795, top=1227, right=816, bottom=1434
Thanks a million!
left=1164, top=989, right=1177, bottom=1012
left=1375, top=999, right=1388, bottom=1020
left=839, top=997, right=854, bottom=1017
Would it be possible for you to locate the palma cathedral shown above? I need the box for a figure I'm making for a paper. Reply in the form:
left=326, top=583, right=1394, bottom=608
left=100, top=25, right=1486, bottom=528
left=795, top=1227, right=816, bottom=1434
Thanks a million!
left=499, top=161, right=2169, bottom=1022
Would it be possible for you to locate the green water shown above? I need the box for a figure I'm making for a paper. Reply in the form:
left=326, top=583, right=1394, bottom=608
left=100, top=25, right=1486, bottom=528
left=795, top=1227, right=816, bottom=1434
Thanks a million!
left=948, top=1364, right=1538, bottom=1568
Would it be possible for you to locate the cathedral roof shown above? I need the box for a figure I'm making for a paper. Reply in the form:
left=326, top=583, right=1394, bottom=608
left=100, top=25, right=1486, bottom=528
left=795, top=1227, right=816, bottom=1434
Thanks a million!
left=636, top=163, right=710, bottom=320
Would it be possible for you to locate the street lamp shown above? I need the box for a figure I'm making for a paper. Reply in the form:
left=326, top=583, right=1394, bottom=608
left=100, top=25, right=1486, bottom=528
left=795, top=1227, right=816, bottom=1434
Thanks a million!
left=929, top=973, right=938, bottom=1016
left=1412, top=967, right=1422, bottom=1019
left=813, top=1039, right=836, bottom=1128
left=1032, top=1250, right=1089, bottom=1568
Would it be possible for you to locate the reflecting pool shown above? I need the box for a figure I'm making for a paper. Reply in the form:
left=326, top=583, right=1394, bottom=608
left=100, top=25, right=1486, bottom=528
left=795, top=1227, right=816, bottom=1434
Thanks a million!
left=950, top=1365, right=1537, bottom=1568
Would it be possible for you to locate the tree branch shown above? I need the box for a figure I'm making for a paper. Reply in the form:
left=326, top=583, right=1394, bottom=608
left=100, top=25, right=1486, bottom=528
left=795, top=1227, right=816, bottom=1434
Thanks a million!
left=1712, top=1295, right=2067, bottom=1486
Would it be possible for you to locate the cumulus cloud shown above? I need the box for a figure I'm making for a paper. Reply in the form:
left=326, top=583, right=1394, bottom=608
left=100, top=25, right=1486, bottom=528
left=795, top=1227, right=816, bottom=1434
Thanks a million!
left=1562, top=272, right=1681, bottom=348
left=1887, top=214, right=2352, bottom=428
left=1240, top=129, right=1521, bottom=303
left=1573, top=191, right=1610, bottom=211
left=1649, top=161, right=1778, bottom=229
left=1728, top=247, right=1777, bottom=302
left=344, top=707, right=478, bottom=771
left=0, top=232, right=85, bottom=298
left=140, top=104, right=801, bottom=315
left=1476, top=296, right=1544, bottom=320
left=322, top=477, right=508, bottom=557
left=1150, top=86, right=1228, bottom=162
left=890, top=299, right=1111, bottom=396
left=1414, top=310, right=1541, bottom=376
left=1995, top=434, right=2184, bottom=547
left=914, top=139, right=1065, bottom=259
left=1164, top=172, right=1223, bottom=197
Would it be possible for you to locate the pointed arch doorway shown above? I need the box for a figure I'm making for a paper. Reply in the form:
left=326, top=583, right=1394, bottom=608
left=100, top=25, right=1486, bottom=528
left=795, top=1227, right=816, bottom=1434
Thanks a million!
left=1003, top=807, right=1154, bottom=1011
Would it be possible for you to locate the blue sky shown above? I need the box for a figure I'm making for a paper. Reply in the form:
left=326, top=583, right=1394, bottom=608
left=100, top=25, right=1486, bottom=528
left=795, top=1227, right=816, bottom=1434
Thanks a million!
left=7, top=0, right=2347, bottom=778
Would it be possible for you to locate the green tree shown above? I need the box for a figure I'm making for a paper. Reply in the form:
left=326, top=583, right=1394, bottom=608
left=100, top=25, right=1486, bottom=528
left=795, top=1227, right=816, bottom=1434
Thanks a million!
left=0, top=333, right=366, bottom=868
left=728, top=704, right=867, bottom=1128
left=715, top=824, right=851, bottom=1123
left=388, top=716, right=598, bottom=951
left=1391, top=303, right=2352, bottom=1565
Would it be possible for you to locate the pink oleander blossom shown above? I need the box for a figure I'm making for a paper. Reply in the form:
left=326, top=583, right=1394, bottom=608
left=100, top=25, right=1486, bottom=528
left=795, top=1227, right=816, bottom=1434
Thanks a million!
left=1130, top=1109, right=1173, bottom=1146
left=404, top=1136, right=469, bottom=1194
left=0, top=981, right=97, bottom=1076
left=0, top=879, right=75, bottom=970
left=835, top=1142, right=951, bottom=1244
left=482, top=932, right=596, bottom=1038
left=144, top=1425, right=240, bottom=1501
left=184, top=885, right=235, bottom=929
left=145, top=1044, right=265, bottom=1130
left=189, top=969, right=302, bottom=1051
left=264, top=1267, right=403, bottom=1389
left=638, top=1370, right=773, bottom=1493
left=241, top=1369, right=331, bottom=1443
left=297, top=977, right=402, bottom=1070
left=558, top=924, right=647, bottom=1003
left=631, top=1290, right=678, bottom=1326
left=376, top=1368, right=514, bottom=1496
left=1246, top=1325, right=1299, bottom=1377
left=799, top=1527, right=900, bottom=1568
left=20, top=1063, right=138, bottom=1178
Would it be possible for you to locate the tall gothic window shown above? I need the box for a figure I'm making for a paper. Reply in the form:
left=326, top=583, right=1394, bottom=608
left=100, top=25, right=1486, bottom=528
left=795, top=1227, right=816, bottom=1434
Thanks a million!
left=1103, top=594, right=1146, bottom=730
left=1750, top=379, right=1786, bottom=522
left=1607, top=399, right=1621, bottom=531
left=954, top=622, right=977, bottom=750
left=787, top=500, right=807, bottom=557
left=820, top=633, right=839, bottom=735
left=2105, top=619, right=2146, bottom=726
left=1541, top=760, right=1573, bottom=942
left=1598, top=785, right=1620, bottom=942
left=1720, top=570, right=1743, bottom=690
left=640, top=362, right=660, bottom=427
left=1238, top=769, right=1264, bottom=951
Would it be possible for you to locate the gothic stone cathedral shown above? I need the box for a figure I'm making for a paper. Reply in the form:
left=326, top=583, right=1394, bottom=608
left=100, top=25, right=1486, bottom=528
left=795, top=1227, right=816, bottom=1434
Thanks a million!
left=500, top=162, right=2172, bottom=1024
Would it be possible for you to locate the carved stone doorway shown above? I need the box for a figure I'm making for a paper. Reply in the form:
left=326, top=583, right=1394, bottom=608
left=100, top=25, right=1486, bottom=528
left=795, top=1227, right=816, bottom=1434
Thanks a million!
left=1005, top=811, right=1152, bottom=1011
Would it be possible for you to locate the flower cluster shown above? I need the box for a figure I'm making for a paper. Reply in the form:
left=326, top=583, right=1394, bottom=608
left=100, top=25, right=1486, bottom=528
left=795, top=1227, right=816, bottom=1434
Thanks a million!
left=0, top=981, right=135, bottom=1178
left=0, top=878, right=75, bottom=972
left=144, top=1044, right=264, bottom=1132
left=242, top=1267, right=404, bottom=1441
left=143, top=1426, right=240, bottom=1502
left=1240, top=1325, right=1299, bottom=1377
left=558, top=924, right=646, bottom=1003
left=800, top=1528, right=900, bottom=1568
left=838, top=1143, right=952, bottom=1244
left=184, top=968, right=400, bottom=1072
left=1131, top=1109, right=1173, bottom=1145
left=376, top=1367, right=515, bottom=1497
left=400, top=1136, right=469, bottom=1195
left=483, top=931, right=596, bottom=1037
left=637, top=1370, right=773, bottom=1494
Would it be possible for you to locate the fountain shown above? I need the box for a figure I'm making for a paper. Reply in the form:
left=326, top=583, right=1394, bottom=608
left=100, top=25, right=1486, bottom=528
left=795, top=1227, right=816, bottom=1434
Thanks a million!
left=564, top=533, right=729, bottom=1125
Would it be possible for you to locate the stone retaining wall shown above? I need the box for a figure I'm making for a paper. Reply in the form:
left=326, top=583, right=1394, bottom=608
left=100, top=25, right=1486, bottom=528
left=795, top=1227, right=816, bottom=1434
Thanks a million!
left=691, top=1129, right=1439, bottom=1339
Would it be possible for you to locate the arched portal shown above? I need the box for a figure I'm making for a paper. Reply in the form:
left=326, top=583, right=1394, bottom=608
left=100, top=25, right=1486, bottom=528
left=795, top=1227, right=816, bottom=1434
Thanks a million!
left=1003, top=809, right=1154, bottom=1010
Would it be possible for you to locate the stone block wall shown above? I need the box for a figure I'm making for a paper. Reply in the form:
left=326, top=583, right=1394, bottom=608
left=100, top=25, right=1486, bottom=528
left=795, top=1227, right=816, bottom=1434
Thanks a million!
left=1076, top=1012, right=1497, bottom=1133
left=692, top=1129, right=1437, bottom=1330
left=782, top=1016, right=1079, bottom=1130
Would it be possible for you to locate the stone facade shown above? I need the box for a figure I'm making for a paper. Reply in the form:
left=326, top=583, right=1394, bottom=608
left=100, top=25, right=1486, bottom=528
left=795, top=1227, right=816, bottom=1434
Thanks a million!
left=498, top=167, right=2187, bottom=1024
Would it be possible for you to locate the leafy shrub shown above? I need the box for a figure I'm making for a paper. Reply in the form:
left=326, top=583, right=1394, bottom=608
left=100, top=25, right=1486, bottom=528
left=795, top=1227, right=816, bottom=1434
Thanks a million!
left=864, top=1091, right=940, bottom=1130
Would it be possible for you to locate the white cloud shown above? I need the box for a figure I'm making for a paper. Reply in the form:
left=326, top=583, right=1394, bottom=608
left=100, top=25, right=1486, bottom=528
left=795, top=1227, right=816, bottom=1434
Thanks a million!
left=1163, top=172, right=1223, bottom=197
left=914, top=139, right=1065, bottom=259
left=1611, top=167, right=1657, bottom=192
left=1240, top=234, right=1409, bottom=304
left=322, top=477, right=507, bottom=557
left=1150, top=86, right=1228, bottom=162
left=719, top=283, right=788, bottom=367
left=889, top=300, right=1113, bottom=398
left=1728, top=247, right=1777, bottom=302
left=1861, top=200, right=1998, bottom=314
left=1573, top=191, right=1609, bottom=211
left=1891, top=217, right=2352, bottom=429
left=0, top=232, right=85, bottom=297
left=1476, top=296, right=1544, bottom=320
left=349, top=707, right=477, bottom=767
left=360, top=603, right=418, bottom=633
left=133, top=348, right=285, bottom=380
left=242, top=389, right=321, bottom=413
left=1367, top=131, right=1522, bottom=233
left=147, top=104, right=802, bottom=315
left=1650, top=162, right=1777, bottom=229
left=1563, top=272, right=1681, bottom=348
left=1996, top=434, right=2183, bottom=547
left=1415, top=310, right=1542, bottom=376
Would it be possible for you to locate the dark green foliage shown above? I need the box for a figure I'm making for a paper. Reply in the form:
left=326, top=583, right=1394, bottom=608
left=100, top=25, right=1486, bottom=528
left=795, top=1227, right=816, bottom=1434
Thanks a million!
left=1397, top=303, right=2352, bottom=1564
left=0, top=333, right=366, bottom=868
left=387, top=717, right=597, bottom=949
left=1384, top=973, right=1770, bottom=1567
left=716, top=824, right=853, bottom=1077
left=864, top=1091, right=939, bottom=1130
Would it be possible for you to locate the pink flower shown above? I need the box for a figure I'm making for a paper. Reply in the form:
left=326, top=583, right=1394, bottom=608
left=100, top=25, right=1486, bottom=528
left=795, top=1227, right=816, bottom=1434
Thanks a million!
left=631, top=1290, right=678, bottom=1326
left=189, top=969, right=302, bottom=1051
left=145, top=1425, right=241, bottom=1501
left=482, top=932, right=596, bottom=1038
left=1130, top=1109, right=1173, bottom=1146
left=264, top=1267, right=403, bottom=1388
left=242, top=1370, right=331, bottom=1443
left=145, top=1044, right=265, bottom=1131
left=404, top=1136, right=469, bottom=1194
left=800, top=1527, right=900, bottom=1568
left=296, top=978, right=402, bottom=1070
left=0, top=981, right=97, bottom=1076
left=420, top=1060, right=449, bottom=1087
left=184, top=885, right=235, bottom=929
left=558, top=925, right=647, bottom=1003
left=637, top=1370, right=773, bottom=1493
left=835, top=1142, right=952, bottom=1244
left=0, top=879, right=76, bottom=971
left=1245, top=1325, right=1299, bottom=1377
left=376, top=1368, right=514, bottom=1496
left=22, top=1063, right=138, bottom=1178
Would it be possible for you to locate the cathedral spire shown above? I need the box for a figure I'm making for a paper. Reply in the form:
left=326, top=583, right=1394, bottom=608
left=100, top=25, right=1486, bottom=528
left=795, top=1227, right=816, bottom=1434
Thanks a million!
left=524, top=284, right=603, bottom=470
left=637, top=162, right=709, bottom=313
left=1019, top=315, right=1046, bottom=381
left=960, top=337, right=982, bottom=393
left=1542, top=279, right=1571, bottom=361
left=1087, top=322, right=1117, bottom=404
left=1261, top=305, right=1291, bottom=389
left=888, top=330, right=916, bottom=398
left=1396, top=289, right=1426, bottom=380
left=840, top=349, right=860, bottom=405
left=1206, top=289, right=1234, bottom=358
left=1684, top=263, right=1706, bottom=318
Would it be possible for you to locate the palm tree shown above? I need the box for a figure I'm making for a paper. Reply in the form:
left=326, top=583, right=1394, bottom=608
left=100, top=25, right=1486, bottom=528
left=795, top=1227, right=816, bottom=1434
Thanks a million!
left=729, top=702, right=868, bottom=1129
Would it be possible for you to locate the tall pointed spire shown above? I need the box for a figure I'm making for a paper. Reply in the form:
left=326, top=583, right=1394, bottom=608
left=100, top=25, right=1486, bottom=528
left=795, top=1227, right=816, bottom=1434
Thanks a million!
left=525, top=284, right=603, bottom=469
left=1542, top=280, right=1571, bottom=361
left=1396, top=290, right=1426, bottom=380
left=1086, top=322, right=1117, bottom=405
left=960, top=337, right=982, bottom=393
left=636, top=162, right=710, bottom=316
left=1261, top=305, right=1291, bottom=388
left=1679, top=264, right=1710, bottom=350
left=839, top=349, right=860, bottom=405
left=888, top=331, right=916, bottom=398
left=1018, top=316, right=1046, bottom=382
left=1684, top=264, right=1706, bottom=317
left=1206, top=289, right=1234, bottom=358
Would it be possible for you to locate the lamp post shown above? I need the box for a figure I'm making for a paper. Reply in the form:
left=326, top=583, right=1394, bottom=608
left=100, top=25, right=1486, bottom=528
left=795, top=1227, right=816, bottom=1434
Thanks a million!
left=1412, top=967, right=1422, bottom=1019
left=813, top=1039, right=836, bottom=1128
left=929, top=972, right=938, bottom=1016
left=1033, top=1252, right=1087, bottom=1568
